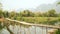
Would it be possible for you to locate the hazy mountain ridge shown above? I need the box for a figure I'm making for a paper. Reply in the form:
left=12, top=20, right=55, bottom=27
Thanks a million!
left=30, top=0, right=60, bottom=13
left=14, top=0, right=60, bottom=13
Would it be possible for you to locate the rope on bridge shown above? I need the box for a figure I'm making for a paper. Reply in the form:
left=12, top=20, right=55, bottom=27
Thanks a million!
left=5, top=18, right=60, bottom=29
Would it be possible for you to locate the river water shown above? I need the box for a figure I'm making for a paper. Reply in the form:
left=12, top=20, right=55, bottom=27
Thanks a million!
left=0, top=25, right=53, bottom=34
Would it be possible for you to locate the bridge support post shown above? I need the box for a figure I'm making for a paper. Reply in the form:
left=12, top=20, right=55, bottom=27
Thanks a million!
left=34, top=25, right=36, bottom=34
left=46, top=27, right=48, bottom=34
left=20, top=24, right=21, bottom=34
left=41, top=27, right=43, bottom=34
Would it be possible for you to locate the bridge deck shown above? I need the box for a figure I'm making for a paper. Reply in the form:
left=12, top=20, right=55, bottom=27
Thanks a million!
left=5, top=18, right=60, bottom=29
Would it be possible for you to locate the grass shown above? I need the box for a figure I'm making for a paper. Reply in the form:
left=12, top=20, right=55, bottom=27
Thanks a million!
left=15, top=17, right=60, bottom=25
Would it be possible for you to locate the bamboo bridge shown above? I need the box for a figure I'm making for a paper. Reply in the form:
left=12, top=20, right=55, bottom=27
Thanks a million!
left=0, top=18, right=60, bottom=34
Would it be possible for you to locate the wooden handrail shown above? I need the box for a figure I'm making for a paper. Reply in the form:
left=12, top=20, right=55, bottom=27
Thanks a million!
left=5, top=18, right=60, bottom=29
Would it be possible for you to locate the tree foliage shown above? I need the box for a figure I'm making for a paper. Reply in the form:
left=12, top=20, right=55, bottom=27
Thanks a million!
left=57, top=2, right=60, bottom=5
left=55, top=29, right=60, bottom=34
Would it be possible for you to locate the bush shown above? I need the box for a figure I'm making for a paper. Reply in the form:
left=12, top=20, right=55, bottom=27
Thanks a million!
left=55, top=29, right=60, bottom=34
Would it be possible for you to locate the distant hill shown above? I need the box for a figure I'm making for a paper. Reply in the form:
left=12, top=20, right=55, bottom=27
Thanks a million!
left=35, top=4, right=55, bottom=12
left=16, top=0, right=60, bottom=13
left=30, top=0, right=60, bottom=13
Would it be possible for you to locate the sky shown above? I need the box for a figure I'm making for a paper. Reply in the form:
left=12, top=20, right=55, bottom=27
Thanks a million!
left=0, top=0, right=57, bottom=11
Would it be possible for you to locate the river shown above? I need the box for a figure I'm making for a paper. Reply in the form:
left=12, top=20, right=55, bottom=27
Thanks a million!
left=0, top=25, right=53, bottom=34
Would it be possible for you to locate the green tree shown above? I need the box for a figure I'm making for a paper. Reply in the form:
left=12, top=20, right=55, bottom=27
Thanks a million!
left=58, top=13, right=60, bottom=17
left=3, top=11, right=9, bottom=18
left=0, top=3, right=2, bottom=10
left=9, top=11, right=16, bottom=19
left=57, top=2, right=60, bottom=5
left=0, top=3, right=3, bottom=17
left=33, top=12, right=42, bottom=17
left=55, top=29, right=60, bottom=34
left=19, top=10, right=34, bottom=17
left=47, top=9, right=57, bottom=17
left=0, top=10, right=3, bottom=17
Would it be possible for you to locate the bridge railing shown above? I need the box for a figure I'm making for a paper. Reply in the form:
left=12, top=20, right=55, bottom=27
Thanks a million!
left=4, top=18, right=60, bottom=34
